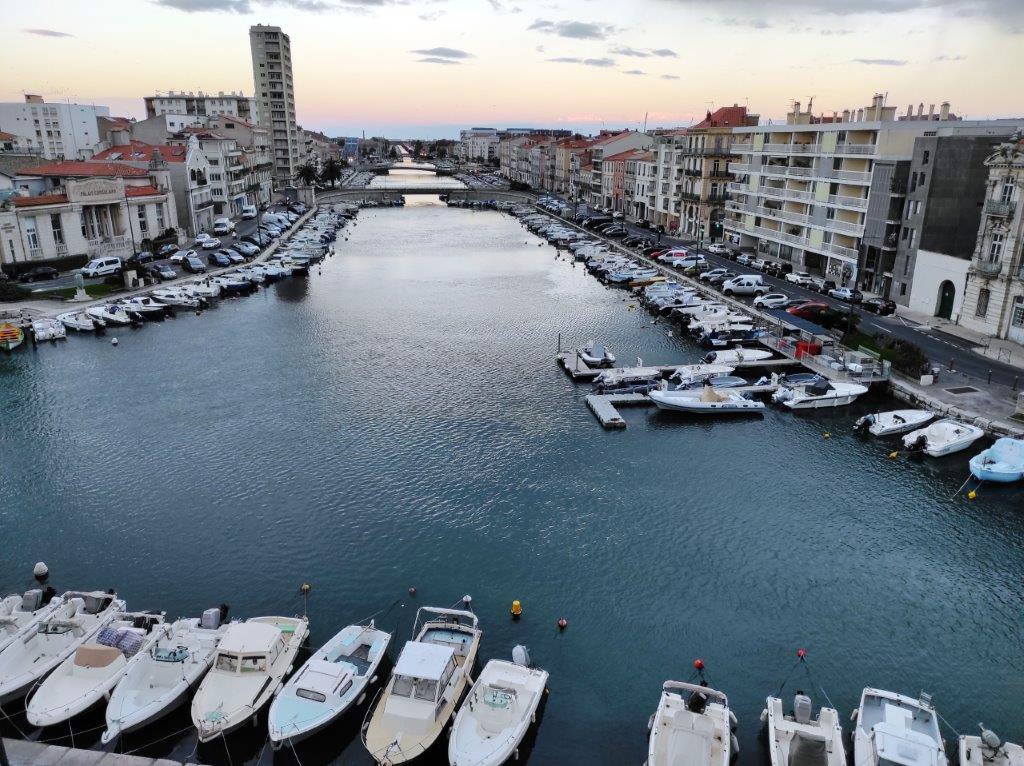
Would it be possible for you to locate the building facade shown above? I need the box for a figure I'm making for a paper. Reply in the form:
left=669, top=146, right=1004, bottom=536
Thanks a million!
left=588, top=131, right=652, bottom=209
left=144, top=92, right=256, bottom=122
left=0, top=95, right=110, bottom=160
left=958, top=133, right=1024, bottom=343
left=456, top=128, right=500, bottom=163
left=250, top=24, right=299, bottom=184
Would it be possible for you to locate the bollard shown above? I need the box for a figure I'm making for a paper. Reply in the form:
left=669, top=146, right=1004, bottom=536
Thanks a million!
left=949, top=358, right=955, bottom=372
left=1014, top=376, right=1019, bottom=392
left=988, top=369, right=993, bottom=385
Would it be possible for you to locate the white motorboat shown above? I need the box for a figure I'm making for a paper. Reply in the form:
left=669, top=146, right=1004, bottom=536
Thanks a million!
left=674, top=301, right=728, bottom=318
left=185, top=279, right=221, bottom=299
left=852, top=689, right=947, bottom=766
left=0, top=591, right=124, bottom=704
left=702, top=349, right=773, bottom=365
left=854, top=409, right=934, bottom=436
left=969, top=438, right=1024, bottom=483
left=234, top=267, right=265, bottom=284
left=579, top=341, right=616, bottom=367
left=667, top=364, right=735, bottom=386
left=31, top=318, right=66, bottom=341
left=959, top=727, right=1024, bottom=766
left=57, top=311, right=102, bottom=332
left=651, top=385, right=765, bottom=415
left=191, top=615, right=309, bottom=743
left=119, top=296, right=168, bottom=319
left=448, top=655, right=549, bottom=766
left=269, top=621, right=391, bottom=749
left=902, top=419, right=985, bottom=457
left=26, top=610, right=166, bottom=727
left=150, top=288, right=201, bottom=308
left=87, top=304, right=134, bottom=326
left=646, top=681, right=737, bottom=766
left=0, top=590, right=62, bottom=655
left=772, top=379, right=869, bottom=409
left=102, top=607, right=230, bottom=744
left=762, top=693, right=845, bottom=766
left=363, top=606, right=481, bottom=764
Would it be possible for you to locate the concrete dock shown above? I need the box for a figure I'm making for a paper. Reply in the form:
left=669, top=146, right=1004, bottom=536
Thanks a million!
left=1, top=738, right=205, bottom=766
left=585, top=384, right=779, bottom=428
left=557, top=349, right=799, bottom=381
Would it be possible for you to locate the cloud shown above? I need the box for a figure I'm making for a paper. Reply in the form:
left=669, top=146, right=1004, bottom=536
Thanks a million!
left=23, top=28, right=74, bottom=37
left=411, top=46, right=473, bottom=59
left=154, top=0, right=251, bottom=10
left=546, top=56, right=617, bottom=66
left=546, top=56, right=582, bottom=63
left=529, top=19, right=616, bottom=39
left=852, top=57, right=908, bottom=65
left=583, top=57, right=616, bottom=66
left=535, top=44, right=545, bottom=52
left=417, top=57, right=460, bottom=64
left=934, top=53, right=967, bottom=60
left=623, top=69, right=647, bottom=75
left=651, top=48, right=678, bottom=57
left=155, top=0, right=408, bottom=10
left=669, top=0, right=1024, bottom=25
left=418, top=10, right=444, bottom=20
left=612, top=46, right=650, bottom=57
left=819, top=27, right=853, bottom=34
left=660, top=74, right=680, bottom=79
left=719, top=15, right=772, bottom=27
left=487, top=0, right=522, bottom=11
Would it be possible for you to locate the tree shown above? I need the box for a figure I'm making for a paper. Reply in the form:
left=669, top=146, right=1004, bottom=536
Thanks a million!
left=412, top=139, right=423, bottom=157
left=295, top=162, right=318, bottom=186
left=388, top=147, right=398, bottom=159
left=320, top=157, right=343, bottom=188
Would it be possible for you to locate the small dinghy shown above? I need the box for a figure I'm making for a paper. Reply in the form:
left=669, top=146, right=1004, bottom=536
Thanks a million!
left=269, top=621, right=391, bottom=749
left=57, top=311, right=102, bottom=332
left=651, top=385, right=765, bottom=415
left=647, top=680, right=738, bottom=766
left=902, top=419, right=984, bottom=457
left=363, top=606, right=481, bottom=764
left=969, top=438, right=1024, bottom=482
left=0, top=591, right=124, bottom=704
left=191, top=615, right=308, bottom=743
left=702, top=348, right=773, bottom=365
left=0, top=322, right=25, bottom=351
left=102, top=607, right=230, bottom=744
left=679, top=375, right=749, bottom=390
left=31, top=318, right=66, bottom=342
left=579, top=341, right=616, bottom=368
left=762, top=693, right=845, bottom=766
left=853, top=689, right=947, bottom=766
left=0, top=590, right=62, bottom=655
left=855, top=409, right=933, bottom=437
left=87, top=304, right=134, bottom=326
left=26, top=610, right=166, bottom=727
left=449, top=650, right=549, bottom=766
left=960, top=726, right=1024, bottom=766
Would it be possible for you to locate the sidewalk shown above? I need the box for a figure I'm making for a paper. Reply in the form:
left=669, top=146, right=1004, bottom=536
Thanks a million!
left=896, top=306, right=1024, bottom=371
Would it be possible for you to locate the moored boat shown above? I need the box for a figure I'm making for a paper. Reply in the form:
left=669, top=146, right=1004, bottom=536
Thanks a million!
left=969, top=437, right=1024, bottom=482
left=57, top=311, right=102, bottom=332
left=0, top=322, right=25, bottom=351
left=87, top=304, right=134, bottom=326
left=0, top=590, right=63, bottom=655
left=579, top=340, right=615, bottom=367
left=852, top=688, right=947, bottom=766
left=854, top=409, right=934, bottom=436
left=702, top=348, right=773, bottom=365
left=959, top=727, right=1024, bottom=766
left=763, top=693, right=845, bottom=766
left=646, top=680, right=737, bottom=766
left=650, top=385, right=765, bottom=415
left=772, top=379, right=868, bottom=409
left=902, top=419, right=985, bottom=457
left=31, top=318, right=66, bottom=341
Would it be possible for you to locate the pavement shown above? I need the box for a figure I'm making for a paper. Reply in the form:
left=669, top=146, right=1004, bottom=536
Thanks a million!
left=2, top=737, right=205, bottom=766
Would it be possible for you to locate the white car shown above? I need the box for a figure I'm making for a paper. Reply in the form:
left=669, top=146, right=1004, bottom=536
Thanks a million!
left=706, top=243, right=731, bottom=255
left=263, top=225, right=282, bottom=237
left=170, top=249, right=198, bottom=264
left=241, top=205, right=258, bottom=220
left=753, top=292, right=790, bottom=309
left=80, top=257, right=122, bottom=278
left=735, top=253, right=753, bottom=265
left=786, top=271, right=814, bottom=286
left=201, top=237, right=222, bottom=249
left=722, top=275, right=767, bottom=296
left=669, top=255, right=708, bottom=271
left=212, top=218, right=235, bottom=235
left=233, top=241, right=260, bottom=256
left=750, top=258, right=767, bottom=270
left=700, top=268, right=729, bottom=282
left=829, top=287, right=862, bottom=303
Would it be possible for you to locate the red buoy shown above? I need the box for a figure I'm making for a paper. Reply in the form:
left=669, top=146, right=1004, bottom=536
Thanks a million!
left=797, top=648, right=807, bottom=659
left=694, top=658, right=704, bottom=671
left=557, top=617, right=568, bottom=631
left=408, top=586, right=417, bottom=596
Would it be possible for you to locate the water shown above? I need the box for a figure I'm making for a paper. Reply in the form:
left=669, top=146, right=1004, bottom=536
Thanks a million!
left=369, top=163, right=465, bottom=189
left=2, top=198, right=1024, bottom=765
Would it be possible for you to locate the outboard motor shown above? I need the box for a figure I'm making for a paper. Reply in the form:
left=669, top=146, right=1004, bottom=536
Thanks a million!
left=907, top=434, right=928, bottom=453
left=21, top=589, right=43, bottom=613
left=201, top=606, right=225, bottom=630
left=979, top=724, right=1003, bottom=756
left=854, top=414, right=874, bottom=432
left=793, top=693, right=813, bottom=725
left=512, top=645, right=532, bottom=668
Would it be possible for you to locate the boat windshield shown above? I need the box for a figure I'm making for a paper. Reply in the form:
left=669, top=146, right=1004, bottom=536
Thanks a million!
left=240, top=654, right=267, bottom=672
left=414, top=678, right=438, bottom=701
left=153, top=647, right=188, bottom=663
left=39, top=622, right=73, bottom=635
left=392, top=674, right=414, bottom=697
left=216, top=653, right=240, bottom=672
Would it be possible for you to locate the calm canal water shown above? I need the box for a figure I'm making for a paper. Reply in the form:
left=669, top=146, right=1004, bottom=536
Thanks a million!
left=2, top=197, right=1024, bottom=765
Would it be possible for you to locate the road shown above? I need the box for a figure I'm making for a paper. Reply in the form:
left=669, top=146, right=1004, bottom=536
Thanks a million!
left=567, top=202, right=1024, bottom=388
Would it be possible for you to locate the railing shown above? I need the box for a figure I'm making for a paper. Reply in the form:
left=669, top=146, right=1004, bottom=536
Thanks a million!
left=55, top=243, right=68, bottom=255
left=984, top=199, right=1015, bottom=217
left=28, top=247, right=43, bottom=260
left=730, top=143, right=753, bottom=154
left=684, top=168, right=701, bottom=177
left=87, top=235, right=131, bottom=257
left=684, top=146, right=735, bottom=157
left=973, top=258, right=1003, bottom=277
left=759, top=185, right=814, bottom=203
left=707, top=193, right=730, bottom=203
left=821, top=240, right=859, bottom=259
left=729, top=163, right=758, bottom=174
left=826, top=169, right=871, bottom=183
left=827, top=193, right=868, bottom=210
left=834, top=143, right=876, bottom=155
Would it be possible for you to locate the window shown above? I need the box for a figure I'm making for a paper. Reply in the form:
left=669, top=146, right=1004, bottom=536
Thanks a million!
left=909, top=173, right=917, bottom=192
left=240, top=655, right=267, bottom=672
left=901, top=227, right=908, bottom=241
left=137, top=206, right=148, bottom=234
left=1012, top=297, right=1024, bottom=329
left=900, top=282, right=907, bottom=296
left=25, top=219, right=38, bottom=249
left=413, top=678, right=438, bottom=701
left=156, top=205, right=165, bottom=231
left=1001, top=180, right=1015, bottom=204
left=392, top=675, right=413, bottom=697
left=921, top=150, right=930, bottom=165
left=50, top=214, right=63, bottom=245
left=976, top=289, right=990, bottom=317
left=990, top=233, right=1004, bottom=260
left=216, top=653, right=240, bottom=672
left=908, top=228, right=916, bottom=248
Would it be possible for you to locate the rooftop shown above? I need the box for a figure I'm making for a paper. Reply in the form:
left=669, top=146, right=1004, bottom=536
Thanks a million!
left=92, top=141, right=187, bottom=164
left=25, top=160, right=150, bottom=178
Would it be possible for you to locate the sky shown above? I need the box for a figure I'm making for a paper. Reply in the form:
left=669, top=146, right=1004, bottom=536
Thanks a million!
left=2, top=0, right=1022, bottom=139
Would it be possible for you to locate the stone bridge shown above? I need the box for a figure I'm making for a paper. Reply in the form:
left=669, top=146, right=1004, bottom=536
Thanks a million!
left=317, top=187, right=532, bottom=203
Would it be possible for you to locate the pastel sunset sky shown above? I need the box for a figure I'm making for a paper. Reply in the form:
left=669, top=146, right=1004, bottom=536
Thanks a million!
left=3, top=0, right=1022, bottom=138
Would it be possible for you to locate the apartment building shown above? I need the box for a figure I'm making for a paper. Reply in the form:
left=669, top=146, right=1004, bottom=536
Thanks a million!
left=889, top=121, right=1023, bottom=319
left=301, top=128, right=334, bottom=170
left=144, top=92, right=256, bottom=122
left=0, top=160, right=177, bottom=266
left=588, top=131, right=652, bottom=209
left=456, top=128, right=500, bottom=163
left=0, top=95, right=109, bottom=160
left=724, top=94, right=959, bottom=289
left=958, top=132, right=1024, bottom=343
left=627, top=151, right=656, bottom=222
left=250, top=24, right=300, bottom=184
left=168, top=129, right=247, bottom=217
left=553, top=138, right=592, bottom=196
left=207, top=116, right=273, bottom=209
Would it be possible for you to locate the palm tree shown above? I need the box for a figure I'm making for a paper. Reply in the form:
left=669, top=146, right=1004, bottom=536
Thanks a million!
left=295, top=162, right=318, bottom=186
left=320, top=157, right=343, bottom=188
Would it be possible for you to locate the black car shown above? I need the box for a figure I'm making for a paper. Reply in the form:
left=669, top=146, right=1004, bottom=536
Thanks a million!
left=208, top=252, right=231, bottom=267
left=862, top=297, right=897, bottom=315
left=584, top=217, right=613, bottom=229
left=148, top=263, right=178, bottom=281
left=182, top=255, right=206, bottom=274
left=125, top=251, right=157, bottom=267
left=622, top=235, right=645, bottom=246
left=19, top=266, right=59, bottom=283
left=764, top=262, right=793, bottom=278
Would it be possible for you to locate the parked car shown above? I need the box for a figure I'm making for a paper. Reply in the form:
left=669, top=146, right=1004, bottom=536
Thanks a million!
left=611, top=211, right=624, bottom=220
left=808, top=277, right=837, bottom=294
left=208, top=252, right=231, bottom=267
left=669, top=254, right=708, bottom=271
left=157, top=243, right=178, bottom=257
left=213, top=218, right=235, bottom=235
left=829, top=287, right=863, bottom=303
left=706, top=243, right=731, bottom=255
left=195, top=232, right=213, bottom=246
left=201, top=237, right=222, bottom=250
left=148, top=263, right=178, bottom=281
left=182, top=255, right=206, bottom=274
left=753, top=292, right=791, bottom=309
left=80, top=257, right=122, bottom=278
left=18, top=266, right=59, bottom=283
left=787, top=302, right=845, bottom=328
left=241, top=205, right=258, bottom=220
left=862, top=297, right=897, bottom=315
left=233, top=241, right=260, bottom=257
left=700, top=268, right=729, bottom=282
left=785, top=271, right=814, bottom=286
left=218, top=249, right=245, bottom=264
left=764, top=261, right=793, bottom=278
left=708, top=270, right=737, bottom=285
left=722, top=275, right=767, bottom=296
left=241, top=233, right=272, bottom=248
left=170, top=249, right=198, bottom=264
left=735, top=253, right=754, bottom=265
left=750, top=258, right=767, bottom=271
left=125, top=251, right=157, bottom=267
left=263, top=225, right=282, bottom=237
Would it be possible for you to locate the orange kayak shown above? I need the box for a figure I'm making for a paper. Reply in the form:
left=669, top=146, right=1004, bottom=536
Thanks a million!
left=0, top=322, right=25, bottom=351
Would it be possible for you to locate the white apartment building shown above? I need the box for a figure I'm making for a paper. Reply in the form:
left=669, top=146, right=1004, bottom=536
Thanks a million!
left=144, top=92, right=256, bottom=123
left=958, top=132, right=1024, bottom=343
left=168, top=130, right=248, bottom=217
left=629, top=152, right=657, bottom=222
left=456, top=128, right=500, bottom=163
left=250, top=24, right=300, bottom=185
left=0, top=95, right=109, bottom=160
left=724, top=94, right=958, bottom=288
left=588, top=131, right=652, bottom=209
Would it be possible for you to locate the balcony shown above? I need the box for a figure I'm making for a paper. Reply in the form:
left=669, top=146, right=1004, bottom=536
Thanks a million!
left=684, top=168, right=701, bottom=177
left=87, top=235, right=131, bottom=258
left=684, top=146, right=734, bottom=157
left=834, top=142, right=876, bottom=155
left=985, top=199, right=1015, bottom=217
left=827, top=169, right=872, bottom=184
left=729, top=163, right=758, bottom=174
left=973, top=257, right=1003, bottom=277
left=730, top=143, right=753, bottom=154
left=828, top=193, right=868, bottom=210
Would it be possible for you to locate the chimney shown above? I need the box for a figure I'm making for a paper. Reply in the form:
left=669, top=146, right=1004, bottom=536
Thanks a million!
left=917, top=103, right=924, bottom=117
left=906, top=105, right=913, bottom=117
left=856, top=108, right=864, bottom=122
left=928, top=104, right=935, bottom=119
left=842, top=109, right=851, bottom=122
left=940, top=101, right=950, bottom=120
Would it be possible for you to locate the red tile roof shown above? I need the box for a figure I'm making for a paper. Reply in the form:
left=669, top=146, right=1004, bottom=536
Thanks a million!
left=0, top=131, right=16, bottom=141
left=13, top=193, right=69, bottom=207
left=604, top=148, right=648, bottom=162
left=692, top=105, right=752, bottom=129
left=92, top=141, right=186, bottom=163
left=27, top=160, right=150, bottom=178
left=125, top=184, right=162, bottom=197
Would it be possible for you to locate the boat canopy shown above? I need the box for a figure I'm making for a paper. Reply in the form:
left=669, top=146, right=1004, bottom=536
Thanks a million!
left=394, top=641, right=454, bottom=682
left=218, top=622, right=280, bottom=655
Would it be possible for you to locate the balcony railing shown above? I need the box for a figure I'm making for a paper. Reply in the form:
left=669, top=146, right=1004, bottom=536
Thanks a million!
left=834, top=143, right=876, bottom=155
left=973, top=258, right=1003, bottom=277
left=87, top=235, right=131, bottom=257
left=985, top=199, right=1015, bottom=217
left=828, top=193, right=868, bottom=210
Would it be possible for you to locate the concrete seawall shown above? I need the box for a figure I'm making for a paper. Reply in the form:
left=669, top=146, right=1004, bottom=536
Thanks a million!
left=1, top=738, right=205, bottom=766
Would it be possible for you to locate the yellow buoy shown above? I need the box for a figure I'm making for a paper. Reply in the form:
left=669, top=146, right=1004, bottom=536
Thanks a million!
left=510, top=600, right=522, bottom=618
left=823, top=432, right=831, bottom=439
left=968, top=490, right=977, bottom=500
left=888, top=451, right=898, bottom=459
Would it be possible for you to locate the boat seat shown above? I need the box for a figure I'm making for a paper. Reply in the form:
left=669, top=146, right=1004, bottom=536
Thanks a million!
left=701, top=386, right=729, bottom=403
left=74, top=644, right=121, bottom=668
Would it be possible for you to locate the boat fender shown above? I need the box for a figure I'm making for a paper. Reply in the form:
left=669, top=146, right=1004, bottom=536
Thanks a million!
left=33, top=562, right=48, bottom=581
left=968, top=490, right=977, bottom=500
left=510, top=600, right=522, bottom=619
left=731, top=734, right=740, bottom=756
left=111, top=338, right=119, bottom=346
left=888, top=451, right=898, bottom=460
left=850, top=709, right=859, bottom=722
left=357, top=692, right=366, bottom=706
left=729, top=710, right=738, bottom=731
left=648, top=713, right=655, bottom=731
left=759, top=709, right=768, bottom=724
left=557, top=617, right=567, bottom=631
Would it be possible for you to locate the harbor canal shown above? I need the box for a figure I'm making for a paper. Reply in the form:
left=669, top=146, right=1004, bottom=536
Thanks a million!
left=2, top=198, right=1024, bottom=764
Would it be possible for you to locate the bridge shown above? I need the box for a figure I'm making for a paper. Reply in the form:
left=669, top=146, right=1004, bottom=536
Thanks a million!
left=318, top=187, right=531, bottom=203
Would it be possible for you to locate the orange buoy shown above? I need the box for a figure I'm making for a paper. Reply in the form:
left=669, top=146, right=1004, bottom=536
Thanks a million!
left=557, top=617, right=568, bottom=631
left=511, top=600, right=522, bottom=619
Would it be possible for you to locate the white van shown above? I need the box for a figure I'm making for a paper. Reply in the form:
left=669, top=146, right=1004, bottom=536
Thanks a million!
left=212, top=217, right=235, bottom=235
left=241, top=205, right=258, bottom=220
left=721, top=275, right=766, bottom=296
left=80, top=257, right=122, bottom=278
